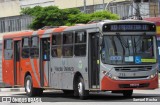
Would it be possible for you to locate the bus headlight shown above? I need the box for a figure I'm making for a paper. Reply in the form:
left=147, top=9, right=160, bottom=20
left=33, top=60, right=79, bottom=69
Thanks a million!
left=112, top=76, right=118, bottom=80
left=149, top=74, right=156, bottom=79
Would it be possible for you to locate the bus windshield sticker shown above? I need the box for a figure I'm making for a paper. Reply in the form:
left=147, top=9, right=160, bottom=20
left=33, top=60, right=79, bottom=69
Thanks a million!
left=97, top=60, right=100, bottom=64
left=141, top=59, right=156, bottom=63
left=135, top=56, right=141, bottom=64
left=110, top=56, right=122, bottom=61
left=125, top=56, right=133, bottom=62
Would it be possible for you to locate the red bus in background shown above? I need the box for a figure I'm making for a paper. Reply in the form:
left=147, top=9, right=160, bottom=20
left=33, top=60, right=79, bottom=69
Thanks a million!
left=144, top=17, right=160, bottom=72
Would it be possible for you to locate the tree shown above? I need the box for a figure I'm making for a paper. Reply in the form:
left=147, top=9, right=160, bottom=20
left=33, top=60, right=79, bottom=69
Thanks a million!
left=67, top=11, right=119, bottom=25
left=21, top=6, right=119, bottom=30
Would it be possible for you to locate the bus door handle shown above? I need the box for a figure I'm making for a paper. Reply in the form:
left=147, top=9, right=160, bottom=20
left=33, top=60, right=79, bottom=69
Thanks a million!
left=51, top=68, right=52, bottom=72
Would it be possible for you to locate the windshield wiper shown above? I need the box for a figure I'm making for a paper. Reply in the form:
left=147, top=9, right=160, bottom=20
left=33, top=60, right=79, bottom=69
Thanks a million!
left=135, top=36, right=143, bottom=47
left=116, top=36, right=129, bottom=48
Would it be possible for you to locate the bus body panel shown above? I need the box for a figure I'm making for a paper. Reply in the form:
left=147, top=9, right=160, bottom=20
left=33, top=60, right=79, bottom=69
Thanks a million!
left=20, top=48, right=41, bottom=88
left=2, top=59, right=14, bottom=85
left=50, top=57, right=89, bottom=89
left=101, top=75, right=158, bottom=90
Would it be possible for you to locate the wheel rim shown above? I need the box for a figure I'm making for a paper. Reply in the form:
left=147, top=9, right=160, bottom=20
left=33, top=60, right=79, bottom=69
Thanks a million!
left=78, top=82, right=83, bottom=95
left=26, top=79, right=31, bottom=93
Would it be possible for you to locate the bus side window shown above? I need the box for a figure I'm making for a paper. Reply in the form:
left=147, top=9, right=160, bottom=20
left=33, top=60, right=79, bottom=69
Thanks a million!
left=4, top=39, right=13, bottom=59
left=74, top=31, right=86, bottom=56
left=30, top=36, right=39, bottom=58
left=42, top=39, right=50, bottom=60
left=22, top=37, right=30, bottom=58
left=62, top=32, right=73, bottom=57
left=52, top=34, right=62, bottom=58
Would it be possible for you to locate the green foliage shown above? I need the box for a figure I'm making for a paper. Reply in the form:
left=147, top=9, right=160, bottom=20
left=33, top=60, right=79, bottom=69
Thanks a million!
left=21, top=6, right=119, bottom=30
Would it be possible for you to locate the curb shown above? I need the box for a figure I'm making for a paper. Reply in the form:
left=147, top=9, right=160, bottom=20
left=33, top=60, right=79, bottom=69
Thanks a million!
left=0, top=88, right=25, bottom=92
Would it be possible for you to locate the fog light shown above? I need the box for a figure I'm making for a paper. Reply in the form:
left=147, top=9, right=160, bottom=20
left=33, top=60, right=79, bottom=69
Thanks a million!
left=150, top=75, right=154, bottom=78
left=112, top=76, right=118, bottom=80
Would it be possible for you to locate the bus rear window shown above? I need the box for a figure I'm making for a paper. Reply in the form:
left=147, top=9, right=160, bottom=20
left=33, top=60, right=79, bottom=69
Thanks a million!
left=30, top=37, right=39, bottom=58
left=22, top=37, right=30, bottom=58
left=4, top=39, right=13, bottom=59
left=52, top=35, right=61, bottom=45
left=75, top=32, right=86, bottom=43
left=5, top=39, right=12, bottom=49
left=63, top=33, right=73, bottom=44
left=31, top=37, right=38, bottom=47
left=23, top=37, right=30, bottom=47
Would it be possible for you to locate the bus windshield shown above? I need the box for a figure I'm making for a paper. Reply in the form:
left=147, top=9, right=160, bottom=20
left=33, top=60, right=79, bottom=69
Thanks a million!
left=101, top=35, right=156, bottom=64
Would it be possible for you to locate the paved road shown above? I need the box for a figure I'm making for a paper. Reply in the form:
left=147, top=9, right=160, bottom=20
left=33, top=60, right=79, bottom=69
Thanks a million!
left=0, top=88, right=160, bottom=103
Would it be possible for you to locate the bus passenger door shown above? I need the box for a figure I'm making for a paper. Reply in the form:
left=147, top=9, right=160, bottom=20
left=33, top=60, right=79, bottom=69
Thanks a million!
left=40, top=38, right=50, bottom=87
left=13, top=41, right=21, bottom=85
left=89, top=34, right=100, bottom=89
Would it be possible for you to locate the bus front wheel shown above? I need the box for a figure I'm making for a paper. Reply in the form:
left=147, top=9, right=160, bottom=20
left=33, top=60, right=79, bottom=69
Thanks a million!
left=25, top=75, right=36, bottom=97
left=74, top=77, right=89, bottom=100
left=122, top=90, right=133, bottom=97
left=36, top=88, right=43, bottom=96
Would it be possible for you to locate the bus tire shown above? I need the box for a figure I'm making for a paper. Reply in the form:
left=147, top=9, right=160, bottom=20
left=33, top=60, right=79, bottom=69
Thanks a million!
left=36, top=88, right=43, bottom=96
left=122, top=90, right=133, bottom=97
left=74, top=76, right=89, bottom=100
left=25, top=75, right=36, bottom=97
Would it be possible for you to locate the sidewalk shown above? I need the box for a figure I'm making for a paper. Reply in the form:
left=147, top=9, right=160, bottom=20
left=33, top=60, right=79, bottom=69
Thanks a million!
left=0, top=88, right=25, bottom=92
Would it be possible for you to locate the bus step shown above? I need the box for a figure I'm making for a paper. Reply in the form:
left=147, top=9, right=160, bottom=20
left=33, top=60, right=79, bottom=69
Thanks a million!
left=92, top=85, right=100, bottom=88
left=42, top=87, right=55, bottom=89
left=89, top=88, right=100, bottom=91
left=13, top=85, right=22, bottom=88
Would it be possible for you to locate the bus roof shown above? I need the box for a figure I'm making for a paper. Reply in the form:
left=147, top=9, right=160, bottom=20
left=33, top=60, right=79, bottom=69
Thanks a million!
left=3, top=20, right=155, bottom=39
left=3, top=27, right=67, bottom=39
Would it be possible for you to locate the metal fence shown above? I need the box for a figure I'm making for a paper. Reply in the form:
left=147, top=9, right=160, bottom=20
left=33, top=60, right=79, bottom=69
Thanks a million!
left=0, top=15, right=33, bottom=33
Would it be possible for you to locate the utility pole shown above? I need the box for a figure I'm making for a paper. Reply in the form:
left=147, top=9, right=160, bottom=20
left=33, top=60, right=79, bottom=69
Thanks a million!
left=83, top=0, right=86, bottom=13
left=105, top=0, right=116, bottom=11
left=135, top=3, right=141, bottom=18
left=134, top=0, right=142, bottom=19
left=103, top=0, right=105, bottom=10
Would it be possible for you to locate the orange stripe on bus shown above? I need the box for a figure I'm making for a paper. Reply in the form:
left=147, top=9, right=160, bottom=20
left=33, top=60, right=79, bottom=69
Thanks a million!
left=43, top=61, right=48, bottom=86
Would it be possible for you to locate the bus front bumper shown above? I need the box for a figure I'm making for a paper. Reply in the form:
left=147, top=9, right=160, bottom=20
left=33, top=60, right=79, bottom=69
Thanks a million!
left=101, top=75, right=159, bottom=90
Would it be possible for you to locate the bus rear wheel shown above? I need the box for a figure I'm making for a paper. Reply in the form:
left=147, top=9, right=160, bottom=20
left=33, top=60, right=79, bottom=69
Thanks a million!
left=74, top=77, right=89, bottom=100
left=25, top=75, right=36, bottom=97
left=122, top=90, right=133, bottom=97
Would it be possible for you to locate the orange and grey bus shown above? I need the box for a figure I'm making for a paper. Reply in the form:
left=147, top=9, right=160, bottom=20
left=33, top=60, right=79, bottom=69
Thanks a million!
left=2, top=20, right=159, bottom=99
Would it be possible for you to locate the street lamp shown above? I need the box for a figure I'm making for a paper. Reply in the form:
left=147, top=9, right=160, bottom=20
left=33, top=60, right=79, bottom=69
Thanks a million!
left=104, top=0, right=116, bottom=11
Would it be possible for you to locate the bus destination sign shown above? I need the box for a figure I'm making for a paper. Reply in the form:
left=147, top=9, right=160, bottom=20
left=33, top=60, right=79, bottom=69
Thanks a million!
left=103, top=23, right=156, bottom=32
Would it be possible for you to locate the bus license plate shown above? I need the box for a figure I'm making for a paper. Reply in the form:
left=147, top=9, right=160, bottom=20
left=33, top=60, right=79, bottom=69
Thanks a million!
left=130, top=84, right=139, bottom=87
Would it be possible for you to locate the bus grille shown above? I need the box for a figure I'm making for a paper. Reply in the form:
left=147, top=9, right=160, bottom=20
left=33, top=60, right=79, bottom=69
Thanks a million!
left=114, top=66, right=152, bottom=72
left=118, top=76, right=149, bottom=79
